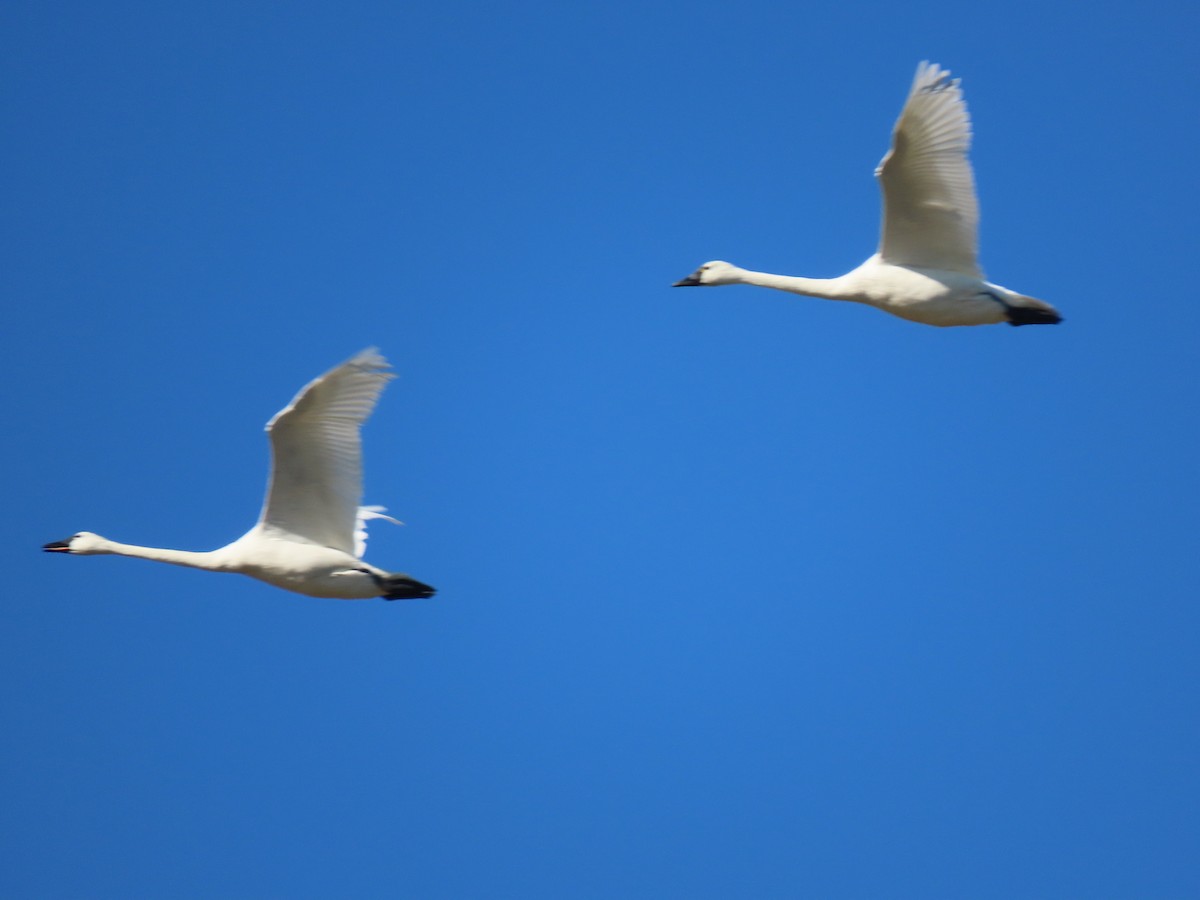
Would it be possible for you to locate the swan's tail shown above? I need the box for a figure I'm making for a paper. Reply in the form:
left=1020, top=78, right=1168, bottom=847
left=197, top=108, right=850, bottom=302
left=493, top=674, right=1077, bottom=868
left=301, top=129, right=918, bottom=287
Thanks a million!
left=380, top=573, right=437, bottom=601
left=1005, top=294, right=1062, bottom=326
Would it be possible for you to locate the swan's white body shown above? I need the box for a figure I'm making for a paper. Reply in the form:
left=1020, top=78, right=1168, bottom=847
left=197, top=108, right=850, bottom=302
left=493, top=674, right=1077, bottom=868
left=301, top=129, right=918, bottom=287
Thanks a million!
left=674, top=62, right=1061, bottom=328
left=45, top=349, right=435, bottom=601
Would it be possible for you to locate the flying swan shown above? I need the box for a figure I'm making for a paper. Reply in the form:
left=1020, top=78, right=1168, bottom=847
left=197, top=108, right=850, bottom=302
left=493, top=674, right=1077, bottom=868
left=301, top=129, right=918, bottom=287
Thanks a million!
left=44, top=348, right=436, bottom=601
left=673, top=61, right=1062, bottom=327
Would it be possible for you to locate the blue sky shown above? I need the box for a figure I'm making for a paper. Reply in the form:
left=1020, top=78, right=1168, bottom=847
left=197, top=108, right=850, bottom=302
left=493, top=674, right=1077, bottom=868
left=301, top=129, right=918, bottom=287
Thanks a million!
left=3, top=0, right=1199, bottom=896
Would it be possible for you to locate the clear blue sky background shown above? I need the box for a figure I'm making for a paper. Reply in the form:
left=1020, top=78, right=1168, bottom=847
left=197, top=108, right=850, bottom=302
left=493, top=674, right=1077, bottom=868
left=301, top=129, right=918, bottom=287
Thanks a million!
left=3, top=0, right=1198, bottom=897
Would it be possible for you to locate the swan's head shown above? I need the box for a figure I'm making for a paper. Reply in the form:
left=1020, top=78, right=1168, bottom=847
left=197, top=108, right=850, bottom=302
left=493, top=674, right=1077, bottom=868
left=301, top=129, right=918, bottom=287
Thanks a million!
left=672, top=260, right=744, bottom=287
left=43, top=532, right=110, bottom=555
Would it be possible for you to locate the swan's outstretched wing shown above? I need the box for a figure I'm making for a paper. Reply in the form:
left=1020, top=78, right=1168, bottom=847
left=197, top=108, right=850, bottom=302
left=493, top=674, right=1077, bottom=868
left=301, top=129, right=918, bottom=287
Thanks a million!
left=876, top=62, right=981, bottom=277
left=258, top=348, right=394, bottom=555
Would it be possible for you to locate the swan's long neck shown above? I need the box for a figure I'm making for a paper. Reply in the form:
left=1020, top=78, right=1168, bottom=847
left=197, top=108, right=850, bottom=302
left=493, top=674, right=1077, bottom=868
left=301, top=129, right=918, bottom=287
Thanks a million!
left=96, top=539, right=229, bottom=572
left=737, top=270, right=857, bottom=301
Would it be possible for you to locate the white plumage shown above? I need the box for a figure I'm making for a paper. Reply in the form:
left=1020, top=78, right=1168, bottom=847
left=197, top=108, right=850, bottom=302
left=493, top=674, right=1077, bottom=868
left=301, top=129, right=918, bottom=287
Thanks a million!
left=674, top=62, right=1062, bottom=328
left=45, top=348, right=435, bottom=601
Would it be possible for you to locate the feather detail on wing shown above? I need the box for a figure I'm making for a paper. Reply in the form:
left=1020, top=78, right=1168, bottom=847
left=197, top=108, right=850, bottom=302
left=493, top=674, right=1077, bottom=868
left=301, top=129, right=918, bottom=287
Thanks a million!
left=258, top=348, right=395, bottom=555
left=355, top=505, right=401, bottom=559
left=876, top=61, right=982, bottom=277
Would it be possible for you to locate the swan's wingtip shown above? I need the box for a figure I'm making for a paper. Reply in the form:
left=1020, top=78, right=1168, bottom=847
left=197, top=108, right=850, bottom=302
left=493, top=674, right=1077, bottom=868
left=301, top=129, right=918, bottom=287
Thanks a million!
left=359, top=505, right=403, bottom=526
left=349, top=346, right=392, bottom=370
left=911, top=60, right=960, bottom=95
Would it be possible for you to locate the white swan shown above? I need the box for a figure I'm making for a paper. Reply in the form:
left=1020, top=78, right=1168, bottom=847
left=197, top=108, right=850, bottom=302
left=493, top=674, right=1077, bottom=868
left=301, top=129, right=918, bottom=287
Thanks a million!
left=673, top=61, right=1061, bottom=327
left=44, top=348, right=435, bottom=601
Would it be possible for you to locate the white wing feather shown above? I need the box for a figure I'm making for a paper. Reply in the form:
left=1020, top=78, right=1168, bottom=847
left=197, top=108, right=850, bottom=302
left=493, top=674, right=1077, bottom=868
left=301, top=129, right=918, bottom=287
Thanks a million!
left=876, top=61, right=981, bottom=277
left=354, top=505, right=401, bottom=559
left=258, top=348, right=394, bottom=555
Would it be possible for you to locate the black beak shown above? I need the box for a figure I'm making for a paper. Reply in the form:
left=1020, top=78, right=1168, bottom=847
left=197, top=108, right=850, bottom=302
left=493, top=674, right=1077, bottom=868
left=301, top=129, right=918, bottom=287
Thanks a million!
left=43, top=540, right=71, bottom=552
left=381, top=575, right=438, bottom=601
left=672, top=275, right=702, bottom=287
